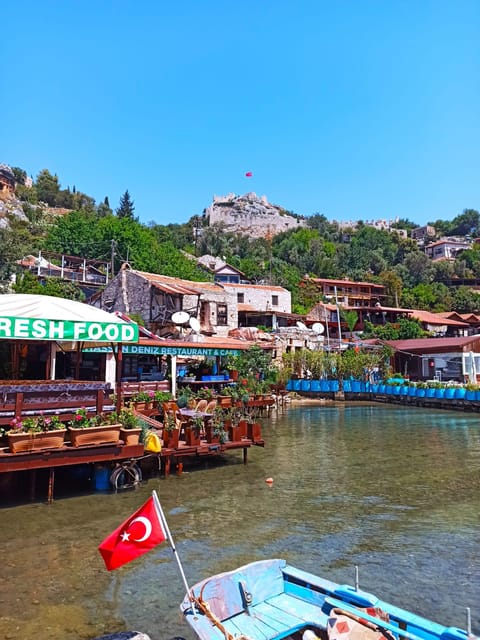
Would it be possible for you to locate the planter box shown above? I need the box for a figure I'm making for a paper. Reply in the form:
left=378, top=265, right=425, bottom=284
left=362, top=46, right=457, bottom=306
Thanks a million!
left=228, top=425, right=240, bottom=442
left=237, top=419, right=248, bottom=439
left=247, top=421, right=262, bottom=441
left=163, top=428, right=179, bottom=448
left=204, top=426, right=220, bottom=444
left=185, top=427, right=201, bottom=446
left=119, top=427, right=142, bottom=446
left=68, top=424, right=120, bottom=447
left=8, top=429, right=66, bottom=453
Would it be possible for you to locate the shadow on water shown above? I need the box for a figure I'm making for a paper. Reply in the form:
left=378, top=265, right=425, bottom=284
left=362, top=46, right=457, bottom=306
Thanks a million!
left=0, top=403, right=479, bottom=640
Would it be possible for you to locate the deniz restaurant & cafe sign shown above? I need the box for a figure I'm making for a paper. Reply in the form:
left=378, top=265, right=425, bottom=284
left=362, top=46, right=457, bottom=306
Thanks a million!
left=83, top=345, right=241, bottom=357
left=0, top=316, right=139, bottom=342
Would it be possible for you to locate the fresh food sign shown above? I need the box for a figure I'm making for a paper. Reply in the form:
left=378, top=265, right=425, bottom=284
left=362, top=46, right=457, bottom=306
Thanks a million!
left=0, top=316, right=139, bottom=342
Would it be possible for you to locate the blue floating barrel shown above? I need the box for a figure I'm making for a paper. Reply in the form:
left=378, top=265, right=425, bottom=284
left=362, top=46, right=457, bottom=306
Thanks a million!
left=320, top=380, right=329, bottom=392
left=300, top=379, right=311, bottom=392
left=351, top=380, right=361, bottom=393
left=310, top=380, right=321, bottom=392
left=444, top=388, right=455, bottom=399
left=343, top=380, right=352, bottom=392
left=454, top=388, right=466, bottom=399
left=92, top=465, right=111, bottom=491
left=293, top=379, right=302, bottom=391
left=426, top=388, right=436, bottom=398
left=329, top=380, right=339, bottom=392
left=286, top=379, right=293, bottom=391
left=465, top=390, right=475, bottom=401
left=435, top=388, right=445, bottom=399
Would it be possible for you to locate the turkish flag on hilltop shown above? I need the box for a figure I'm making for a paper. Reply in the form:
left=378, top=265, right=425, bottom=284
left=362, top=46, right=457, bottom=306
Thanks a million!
left=98, top=496, right=166, bottom=571
left=245, top=171, right=253, bottom=177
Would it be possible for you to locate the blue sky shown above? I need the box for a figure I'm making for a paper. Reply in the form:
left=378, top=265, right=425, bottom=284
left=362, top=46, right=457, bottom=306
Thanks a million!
left=3, top=1, right=479, bottom=227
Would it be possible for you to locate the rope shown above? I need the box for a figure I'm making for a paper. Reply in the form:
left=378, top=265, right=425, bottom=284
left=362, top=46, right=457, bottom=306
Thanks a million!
left=192, top=582, right=253, bottom=640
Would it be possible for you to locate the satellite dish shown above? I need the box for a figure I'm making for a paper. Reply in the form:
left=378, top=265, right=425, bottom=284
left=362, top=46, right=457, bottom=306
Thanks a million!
left=189, top=316, right=201, bottom=333
left=171, top=311, right=190, bottom=325
left=312, top=322, right=325, bottom=335
left=296, top=321, right=308, bottom=331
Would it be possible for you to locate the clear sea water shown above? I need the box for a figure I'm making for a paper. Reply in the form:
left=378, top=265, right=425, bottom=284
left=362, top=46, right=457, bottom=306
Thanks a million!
left=1, top=402, right=479, bottom=640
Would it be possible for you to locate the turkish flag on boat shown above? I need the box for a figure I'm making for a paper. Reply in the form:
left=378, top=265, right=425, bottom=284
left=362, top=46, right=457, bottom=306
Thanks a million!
left=98, top=496, right=166, bottom=571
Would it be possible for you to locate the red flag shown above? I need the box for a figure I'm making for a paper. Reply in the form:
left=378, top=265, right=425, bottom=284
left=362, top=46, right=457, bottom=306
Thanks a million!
left=245, top=171, right=253, bottom=177
left=98, top=496, right=166, bottom=571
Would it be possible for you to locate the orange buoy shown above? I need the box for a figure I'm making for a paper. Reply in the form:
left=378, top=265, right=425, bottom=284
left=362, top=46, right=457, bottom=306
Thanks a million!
left=265, top=477, right=274, bottom=484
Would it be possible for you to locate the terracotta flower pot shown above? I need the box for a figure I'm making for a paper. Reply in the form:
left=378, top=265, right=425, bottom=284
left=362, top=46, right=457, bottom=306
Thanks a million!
left=68, top=424, right=121, bottom=447
left=119, top=427, right=142, bottom=446
left=163, top=428, right=179, bottom=448
left=8, top=429, right=67, bottom=453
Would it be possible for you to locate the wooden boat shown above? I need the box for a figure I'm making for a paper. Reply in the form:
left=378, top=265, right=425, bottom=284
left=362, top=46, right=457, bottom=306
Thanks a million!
left=180, top=559, right=476, bottom=640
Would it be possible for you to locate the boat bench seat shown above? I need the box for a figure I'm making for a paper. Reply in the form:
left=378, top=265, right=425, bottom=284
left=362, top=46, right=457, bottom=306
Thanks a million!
left=190, top=558, right=287, bottom=623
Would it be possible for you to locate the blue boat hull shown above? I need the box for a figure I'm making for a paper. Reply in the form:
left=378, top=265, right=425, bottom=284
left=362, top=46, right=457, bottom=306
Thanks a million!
left=180, top=559, right=474, bottom=640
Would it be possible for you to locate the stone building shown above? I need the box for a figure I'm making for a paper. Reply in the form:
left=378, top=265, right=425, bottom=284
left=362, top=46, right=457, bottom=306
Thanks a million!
left=92, top=264, right=237, bottom=338
left=0, top=164, right=15, bottom=194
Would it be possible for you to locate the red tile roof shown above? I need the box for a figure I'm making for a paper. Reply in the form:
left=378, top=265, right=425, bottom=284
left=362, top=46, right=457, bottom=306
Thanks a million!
left=386, top=336, right=480, bottom=351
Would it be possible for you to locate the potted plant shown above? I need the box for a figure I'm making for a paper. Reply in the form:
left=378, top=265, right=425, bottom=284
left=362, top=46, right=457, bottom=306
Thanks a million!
left=116, top=408, right=142, bottom=446
left=185, top=414, right=203, bottom=446
left=130, top=390, right=154, bottom=410
left=67, top=407, right=121, bottom=447
left=7, top=414, right=67, bottom=453
left=162, top=412, right=180, bottom=448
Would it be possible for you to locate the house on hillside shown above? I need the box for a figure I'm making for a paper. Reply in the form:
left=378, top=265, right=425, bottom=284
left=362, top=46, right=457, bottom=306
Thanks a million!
left=196, top=255, right=247, bottom=284
left=91, top=264, right=237, bottom=337
left=424, top=238, right=471, bottom=261
left=411, top=225, right=436, bottom=245
left=386, top=336, right=480, bottom=383
left=223, top=282, right=293, bottom=330
left=436, top=311, right=480, bottom=335
left=302, top=276, right=386, bottom=307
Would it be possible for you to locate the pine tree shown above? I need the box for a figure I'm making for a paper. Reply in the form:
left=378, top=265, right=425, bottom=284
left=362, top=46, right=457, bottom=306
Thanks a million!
left=116, top=190, right=135, bottom=219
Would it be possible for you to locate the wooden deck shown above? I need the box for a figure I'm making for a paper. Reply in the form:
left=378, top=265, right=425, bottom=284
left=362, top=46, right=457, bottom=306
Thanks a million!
left=0, top=432, right=264, bottom=503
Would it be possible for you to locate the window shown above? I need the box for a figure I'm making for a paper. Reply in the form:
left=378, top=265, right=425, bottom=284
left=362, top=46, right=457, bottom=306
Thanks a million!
left=237, top=293, right=244, bottom=303
left=272, top=295, right=279, bottom=306
left=217, top=304, right=228, bottom=325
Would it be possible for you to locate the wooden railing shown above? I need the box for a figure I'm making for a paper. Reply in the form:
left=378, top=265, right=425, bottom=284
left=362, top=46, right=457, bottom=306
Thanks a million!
left=0, top=380, right=114, bottom=426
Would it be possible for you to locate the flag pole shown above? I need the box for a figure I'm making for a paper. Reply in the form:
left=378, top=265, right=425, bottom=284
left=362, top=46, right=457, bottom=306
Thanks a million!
left=152, top=490, right=197, bottom=616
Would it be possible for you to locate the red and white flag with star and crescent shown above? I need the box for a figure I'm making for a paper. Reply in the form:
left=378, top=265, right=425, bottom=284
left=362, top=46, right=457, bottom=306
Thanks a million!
left=98, top=496, right=166, bottom=571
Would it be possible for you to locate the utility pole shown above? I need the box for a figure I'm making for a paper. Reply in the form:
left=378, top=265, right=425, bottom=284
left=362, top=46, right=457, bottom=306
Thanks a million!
left=111, top=239, right=116, bottom=277
left=334, top=286, right=342, bottom=346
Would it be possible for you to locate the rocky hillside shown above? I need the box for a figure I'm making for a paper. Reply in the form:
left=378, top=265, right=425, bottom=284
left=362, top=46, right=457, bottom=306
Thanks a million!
left=205, top=192, right=306, bottom=238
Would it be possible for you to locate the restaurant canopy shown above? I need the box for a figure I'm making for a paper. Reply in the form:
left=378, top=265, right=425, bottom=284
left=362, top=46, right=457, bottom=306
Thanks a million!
left=0, top=294, right=139, bottom=344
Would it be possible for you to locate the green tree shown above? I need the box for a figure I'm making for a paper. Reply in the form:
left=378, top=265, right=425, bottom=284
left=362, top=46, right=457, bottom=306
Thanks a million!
left=13, top=271, right=85, bottom=300
left=449, top=209, right=480, bottom=237
left=116, top=190, right=135, bottom=219
left=363, top=318, right=426, bottom=340
left=451, top=286, right=480, bottom=313
left=35, top=169, right=60, bottom=206
left=97, top=196, right=113, bottom=218
left=379, top=270, right=403, bottom=306
left=11, top=166, right=27, bottom=185
left=400, top=282, right=452, bottom=311
left=340, top=308, right=359, bottom=335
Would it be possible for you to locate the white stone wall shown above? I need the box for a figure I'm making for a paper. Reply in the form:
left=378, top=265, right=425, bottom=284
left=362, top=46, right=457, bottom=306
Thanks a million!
left=224, top=284, right=291, bottom=313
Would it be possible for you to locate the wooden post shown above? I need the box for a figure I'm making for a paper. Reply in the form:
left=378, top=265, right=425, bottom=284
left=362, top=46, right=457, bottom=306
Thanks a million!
left=47, top=468, right=55, bottom=504
left=243, top=447, right=248, bottom=465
